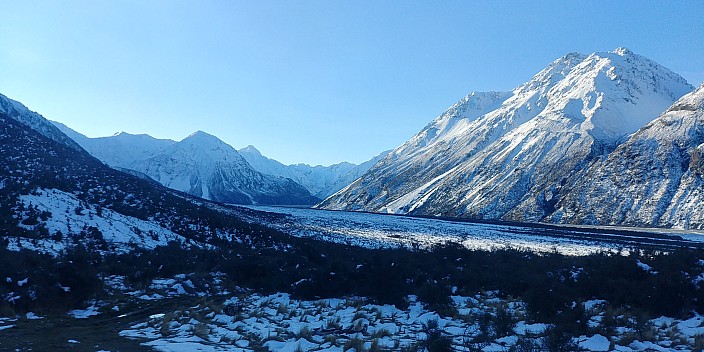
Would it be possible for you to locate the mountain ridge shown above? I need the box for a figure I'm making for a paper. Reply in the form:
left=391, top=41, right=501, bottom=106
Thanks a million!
left=238, top=145, right=390, bottom=199
left=318, top=48, right=696, bottom=228
left=52, top=120, right=387, bottom=201
left=0, top=93, right=84, bottom=152
left=52, top=123, right=319, bottom=205
left=551, top=83, right=704, bottom=229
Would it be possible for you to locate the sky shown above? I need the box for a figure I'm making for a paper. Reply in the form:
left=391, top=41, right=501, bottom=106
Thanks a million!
left=1, top=1, right=702, bottom=166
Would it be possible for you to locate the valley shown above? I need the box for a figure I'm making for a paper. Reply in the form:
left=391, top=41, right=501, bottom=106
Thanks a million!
left=1, top=45, right=704, bottom=351
left=244, top=206, right=704, bottom=254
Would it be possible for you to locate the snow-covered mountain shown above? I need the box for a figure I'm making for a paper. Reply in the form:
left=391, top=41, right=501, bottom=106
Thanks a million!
left=0, top=110, right=252, bottom=254
left=134, top=131, right=319, bottom=205
left=239, top=145, right=390, bottom=199
left=53, top=124, right=319, bottom=205
left=318, top=48, right=694, bottom=224
left=552, top=83, right=704, bottom=229
left=0, top=93, right=83, bottom=151
left=53, top=121, right=176, bottom=167
left=54, top=117, right=385, bottom=202
left=0, top=91, right=330, bottom=262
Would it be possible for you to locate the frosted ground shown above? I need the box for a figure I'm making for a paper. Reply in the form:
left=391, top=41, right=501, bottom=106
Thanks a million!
left=4, top=272, right=701, bottom=351
left=243, top=206, right=704, bottom=255
left=119, top=289, right=704, bottom=352
left=6, top=193, right=704, bottom=350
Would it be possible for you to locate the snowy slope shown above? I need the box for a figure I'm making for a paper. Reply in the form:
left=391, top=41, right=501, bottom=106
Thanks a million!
left=319, top=48, right=693, bottom=225
left=53, top=124, right=319, bottom=205
left=318, top=53, right=585, bottom=211
left=553, top=83, right=704, bottom=229
left=0, top=93, right=82, bottom=151
left=239, top=145, right=390, bottom=198
left=53, top=121, right=175, bottom=168
left=15, top=189, right=185, bottom=253
left=1, top=102, right=310, bottom=256
left=247, top=205, right=704, bottom=255
left=127, top=131, right=319, bottom=205
left=0, top=111, right=243, bottom=254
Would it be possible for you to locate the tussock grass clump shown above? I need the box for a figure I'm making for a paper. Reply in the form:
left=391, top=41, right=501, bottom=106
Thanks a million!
left=343, top=336, right=366, bottom=352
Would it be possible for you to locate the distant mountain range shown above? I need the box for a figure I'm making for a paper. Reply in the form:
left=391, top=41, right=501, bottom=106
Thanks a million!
left=319, top=48, right=704, bottom=229
left=52, top=121, right=385, bottom=205
left=0, top=94, right=283, bottom=253
left=238, top=145, right=389, bottom=199
left=53, top=123, right=319, bottom=206
left=3, top=47, right=703, bottom=230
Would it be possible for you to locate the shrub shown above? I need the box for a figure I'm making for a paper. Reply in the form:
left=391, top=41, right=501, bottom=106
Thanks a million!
left=541, top=325, right=579, bottom=352
left=421, top=319, right=453, bottom=352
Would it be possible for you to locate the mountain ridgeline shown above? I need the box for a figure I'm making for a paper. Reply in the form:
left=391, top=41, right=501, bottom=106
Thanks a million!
left=4, top=47, right=704, bottom=230
left=0, top=107, right=292, bottom=252
left=238, top=145, right=390, bottom=199
left=318, top=48, right=704, bottom=229
left=53, top=122, right=386, bottom=206
left=53, top=123, right=319, bottom=206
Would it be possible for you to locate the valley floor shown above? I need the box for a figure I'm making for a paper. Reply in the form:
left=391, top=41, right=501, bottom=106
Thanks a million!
left=244, top=206, right=704, bottom=255
left=3, top=203, right=704, bottom=351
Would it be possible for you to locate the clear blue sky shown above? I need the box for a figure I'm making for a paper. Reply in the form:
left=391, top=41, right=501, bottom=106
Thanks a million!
left=1, top=1, right=702, bottom=165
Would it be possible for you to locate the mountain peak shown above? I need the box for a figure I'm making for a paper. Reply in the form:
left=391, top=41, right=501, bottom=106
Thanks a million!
left=517, top=51, right=587, bottom=93
left=611, top=46, right=633, bottom=56
left=181, top=130, right=226, bottom=146
left=540, top=47, right=693, bottom=141
left=239, top=145, right=262, bottom=156
left=667, top=82, right=704, bottom=112
left=187, top=130, right=216, bottom=139
left=319, top=49, right=695, bottom=221
left=562, top=51, right=585, bottom=60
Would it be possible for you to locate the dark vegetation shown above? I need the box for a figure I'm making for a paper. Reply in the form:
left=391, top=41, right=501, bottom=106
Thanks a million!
left=0, top=114, right=287, bottom=248
left=1, top=112, right=704, bottom=343
left=2, top=234, right=703, bottom=334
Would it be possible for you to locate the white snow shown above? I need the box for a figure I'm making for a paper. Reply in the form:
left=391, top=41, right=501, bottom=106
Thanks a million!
left=513, top=321, right=548, bottom=335
left=578, top=334, right=611, bottom=351
left=68, top=305, right=101, bottom=319
left=116, top=286, right=704, bottom=352
left=244, top=205, right=699, bottom=255
left=25, top=312, right=43, bottom=320
left=15, top=188, right=186, bottom=254
left=319, top=48, right=694, bottom=228
left=636, top=260, right=657, bottom=274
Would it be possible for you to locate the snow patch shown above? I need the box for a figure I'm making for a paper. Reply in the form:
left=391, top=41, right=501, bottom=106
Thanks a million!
left=16, top=188, right=185, bottom=254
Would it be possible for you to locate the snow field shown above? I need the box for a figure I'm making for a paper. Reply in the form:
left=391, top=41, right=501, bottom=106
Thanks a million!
left=14, top=189, right=184, bottom=254
left=244, top=206, right=702, bottom=256
left=115, top=275, right=704, bottom=352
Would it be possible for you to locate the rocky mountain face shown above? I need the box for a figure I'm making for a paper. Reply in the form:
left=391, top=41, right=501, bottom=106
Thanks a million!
left=239, top=145, right=389, bottom=199
left=133, top=131, right=319, bottom=205
left=552, top=83, right=704, bottom=229
left=0, top=107, right=288, bottom=253
left=0, top=93, right=83, bottom=151
left=53, top=121, right=176, bottom=168
left=53, top=120, right=381, bottom=203
left=318, top=48, right=695, bottom=227
left=52, top=124, right=319, bottom=206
